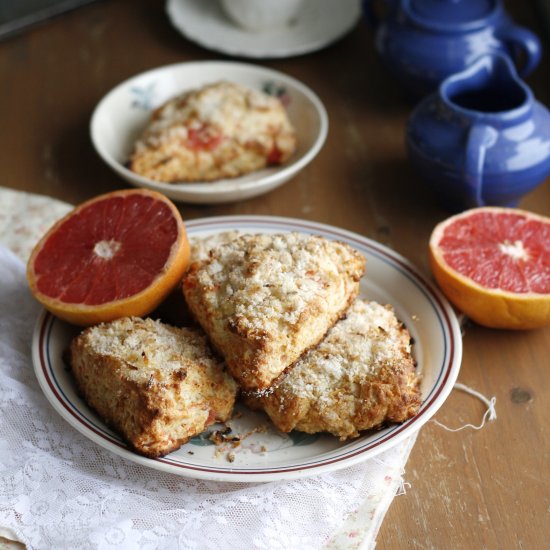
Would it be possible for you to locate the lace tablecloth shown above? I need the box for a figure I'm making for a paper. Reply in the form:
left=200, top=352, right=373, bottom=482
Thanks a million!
left=0, top=186, right=416, bottom=550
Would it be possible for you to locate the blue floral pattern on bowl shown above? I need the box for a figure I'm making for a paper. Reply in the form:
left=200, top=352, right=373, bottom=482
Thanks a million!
left=262, top=81, right=291, bottom=106
left=130, top=82, right=157, bottom=110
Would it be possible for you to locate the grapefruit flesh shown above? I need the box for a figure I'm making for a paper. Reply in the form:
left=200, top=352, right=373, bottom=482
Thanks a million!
left=27, top=189, right=190, bottom=326
left=429, top=207, right=550, bottom=330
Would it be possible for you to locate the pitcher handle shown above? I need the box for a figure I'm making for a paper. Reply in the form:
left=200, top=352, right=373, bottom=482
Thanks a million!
left=497, top=25, right=542, bottom=77
left=465, top=124, right=498, bottom=208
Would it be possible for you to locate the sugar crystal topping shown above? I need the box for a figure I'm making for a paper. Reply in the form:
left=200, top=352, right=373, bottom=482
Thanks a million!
left=194, top=233, right=363, bottom=333
left=84, top=317, right=218, bottom=379
left=275, top=300, right=412, bottom=400
left=136, top=81, right=290, bottom=150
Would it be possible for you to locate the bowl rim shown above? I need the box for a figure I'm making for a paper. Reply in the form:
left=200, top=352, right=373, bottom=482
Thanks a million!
left=89, top=60, right=329, bottom=197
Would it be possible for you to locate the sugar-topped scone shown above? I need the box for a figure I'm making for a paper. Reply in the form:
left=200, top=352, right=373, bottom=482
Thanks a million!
left=244, top=300, right=421, bottom=439
left=190, top=230, right=241, bottom=262
left=128, top=81, right=297, bottom=183
left=182, top=233, right=365, bottom=391
left=69, top=317, right=237, bottom=458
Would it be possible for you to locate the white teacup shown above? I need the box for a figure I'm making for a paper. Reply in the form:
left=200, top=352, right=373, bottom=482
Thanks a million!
left=220, top=0, right=304, bottom=31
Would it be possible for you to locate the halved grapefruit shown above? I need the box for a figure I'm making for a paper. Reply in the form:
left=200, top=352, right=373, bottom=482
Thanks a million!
left=27, top=189, right=190, bottom=326
left=429, top=207, right=550, bottom=330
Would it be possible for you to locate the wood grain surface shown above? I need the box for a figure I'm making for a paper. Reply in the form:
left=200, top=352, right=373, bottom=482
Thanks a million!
left=0, top=1, right=548, bottom=548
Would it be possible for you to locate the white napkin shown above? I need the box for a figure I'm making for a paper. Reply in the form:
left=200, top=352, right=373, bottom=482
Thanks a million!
left=0, top=245, right=415, bottom=550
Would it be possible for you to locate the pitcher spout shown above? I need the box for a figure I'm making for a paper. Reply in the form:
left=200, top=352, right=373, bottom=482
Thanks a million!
left=440, top=53, right=532, bottom=123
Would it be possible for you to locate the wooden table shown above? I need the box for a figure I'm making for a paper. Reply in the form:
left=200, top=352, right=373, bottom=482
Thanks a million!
left=1, top=1, right=548, bottom=547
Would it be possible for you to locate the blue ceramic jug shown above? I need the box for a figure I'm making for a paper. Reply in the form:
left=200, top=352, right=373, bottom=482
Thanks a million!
left=406, top=53, right=550, bottom=211
left=363, top=0, right=542, bottom=96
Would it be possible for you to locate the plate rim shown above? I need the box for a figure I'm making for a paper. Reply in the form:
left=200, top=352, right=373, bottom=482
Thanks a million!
left=165, top=0, right=361, bottom=59
left=31, top=215, right=462, bottom=482
left=89, top=61, right=328, bottom=204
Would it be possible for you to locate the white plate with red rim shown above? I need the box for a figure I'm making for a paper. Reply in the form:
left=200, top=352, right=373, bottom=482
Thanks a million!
left=32, top=216, right=462, bottom=483
left=90, top=61, right=328, bottom=204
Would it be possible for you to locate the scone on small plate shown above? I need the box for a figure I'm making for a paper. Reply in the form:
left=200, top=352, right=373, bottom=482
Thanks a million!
left=244, top=300, right=421, bottom=439
left=128, top=81, right=297, bottom=183
left=69, top=317, right=237, bottom=458
left=182, top=232, right=365, bottom=391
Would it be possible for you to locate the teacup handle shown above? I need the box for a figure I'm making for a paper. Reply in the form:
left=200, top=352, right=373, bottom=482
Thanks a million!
left=497, top=25, right=542, bottom=77
left=465, top=124, right=498, bottom=207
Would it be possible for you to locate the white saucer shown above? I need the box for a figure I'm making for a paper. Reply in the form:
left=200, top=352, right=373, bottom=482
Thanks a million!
left=166, top=0, right=361, bottom=58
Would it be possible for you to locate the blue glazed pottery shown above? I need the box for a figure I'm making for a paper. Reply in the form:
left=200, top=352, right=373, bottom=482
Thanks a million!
left=363, top=0, right=542, bottom=97
left=406, top=53, right=550, bottom=211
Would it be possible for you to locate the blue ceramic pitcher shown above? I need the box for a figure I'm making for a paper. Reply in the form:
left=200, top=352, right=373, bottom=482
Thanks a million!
left=363, top=0, right=542, bottom=96
left=406, top=53, right=550, bottom=211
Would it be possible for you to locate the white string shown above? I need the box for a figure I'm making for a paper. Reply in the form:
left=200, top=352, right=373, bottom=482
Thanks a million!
left=395, top=481, right=411, bottom=496
left=432, top=382, right=497, bottom=432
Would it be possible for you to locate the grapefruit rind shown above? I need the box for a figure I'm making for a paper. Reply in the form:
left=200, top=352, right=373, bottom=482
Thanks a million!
left=429, top=207, right=550, bottom=330
left=26, top=189, right=190, bottom=327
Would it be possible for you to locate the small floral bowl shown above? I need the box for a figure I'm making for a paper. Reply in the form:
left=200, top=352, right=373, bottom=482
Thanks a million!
left=90, top=61, right=328, bottom=204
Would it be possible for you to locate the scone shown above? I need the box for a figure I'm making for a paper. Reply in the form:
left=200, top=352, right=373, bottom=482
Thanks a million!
left=182, top=232, right=365, bottom=391
left=190, top=230, right=241, bottom=262
left=244, top=300, right=421, bottom=439
left=128, top=81, right=297, bottom=182
left=69, top=317, right=237, bottom=457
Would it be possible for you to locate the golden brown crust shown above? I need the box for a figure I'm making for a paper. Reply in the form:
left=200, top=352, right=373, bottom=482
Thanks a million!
left=128, top=81, right=297, bottom=183
left=182, top=233, right=365, bottom=391
left=243, top=300, right=421, bottom=439
left=69, top=317, right=237, bottom=457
